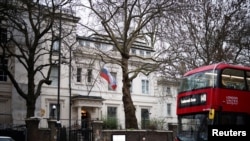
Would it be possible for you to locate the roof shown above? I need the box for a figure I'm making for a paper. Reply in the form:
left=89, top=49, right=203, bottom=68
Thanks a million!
left=184, top=63, right=250, bottom=76
left=76, top=35, right=154, bottom=52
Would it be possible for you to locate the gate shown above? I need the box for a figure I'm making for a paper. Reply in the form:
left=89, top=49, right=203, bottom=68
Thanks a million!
left=69, top=128, right=92, bottom=141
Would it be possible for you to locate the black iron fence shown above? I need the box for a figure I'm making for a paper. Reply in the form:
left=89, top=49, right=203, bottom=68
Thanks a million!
left=68, top=129, right=93, bottom=141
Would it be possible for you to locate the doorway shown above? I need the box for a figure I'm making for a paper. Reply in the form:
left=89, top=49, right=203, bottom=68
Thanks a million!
left=81, top=109, right=90, bottom=129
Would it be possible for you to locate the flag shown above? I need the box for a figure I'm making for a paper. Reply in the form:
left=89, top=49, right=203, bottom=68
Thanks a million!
left=100, top=67, right=117, bottom=90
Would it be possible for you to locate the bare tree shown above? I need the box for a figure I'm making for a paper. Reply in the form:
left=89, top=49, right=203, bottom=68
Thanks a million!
left=78, top=0, right=176, bottom=129
left=0, top=0, right=77, bottom=119
left=158, top=0, right=250, bottom=78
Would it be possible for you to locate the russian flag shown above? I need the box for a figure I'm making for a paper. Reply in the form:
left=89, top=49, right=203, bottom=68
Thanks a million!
left=100, top=67, right=117, bottom=90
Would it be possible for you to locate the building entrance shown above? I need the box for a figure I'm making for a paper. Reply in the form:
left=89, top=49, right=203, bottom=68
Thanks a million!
left=81, top=109, right=90, bottom=129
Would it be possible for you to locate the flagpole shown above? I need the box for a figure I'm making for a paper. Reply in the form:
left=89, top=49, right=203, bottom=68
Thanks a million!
left=87, top=64, right=105, bottom=96
left=56, top=6, right=62, bottom=141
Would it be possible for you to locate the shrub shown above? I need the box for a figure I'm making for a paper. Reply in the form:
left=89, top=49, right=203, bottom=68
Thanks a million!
left=102, top=117, right=118, bottom=129
left=140, top=118, right=166, bottom=130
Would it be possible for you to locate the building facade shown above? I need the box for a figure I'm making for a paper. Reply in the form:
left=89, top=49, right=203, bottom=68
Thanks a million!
left=0, top=3, right=177, bottom=130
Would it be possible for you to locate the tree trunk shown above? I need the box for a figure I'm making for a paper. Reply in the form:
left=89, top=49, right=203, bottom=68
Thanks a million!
left=122, top=58, right=138, bottom=129
left=26, top=97, right=36, bottom=118
left=26, top=71, right=36, bottom=118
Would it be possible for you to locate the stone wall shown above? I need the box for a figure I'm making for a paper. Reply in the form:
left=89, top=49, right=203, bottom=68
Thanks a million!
left=102, top=130, right=173, bottom=141
left=25, top=119, right=174, bottom=141
left=25, top=118, right=52, bottom=141
left=168, top=123, right=178, bottom=140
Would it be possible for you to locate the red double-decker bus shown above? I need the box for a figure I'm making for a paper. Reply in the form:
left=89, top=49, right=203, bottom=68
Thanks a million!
left=176, top=63, right=250, bottom=141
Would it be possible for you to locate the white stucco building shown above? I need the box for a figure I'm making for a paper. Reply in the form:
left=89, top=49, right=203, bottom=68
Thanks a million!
left=0, top=35, right=178, bottom=130
left=0, top=3, right=177, bottom=130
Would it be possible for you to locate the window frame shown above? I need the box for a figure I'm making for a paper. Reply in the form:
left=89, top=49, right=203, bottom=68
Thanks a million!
left=0, top=56, right=8, bottom=81
left=49, top=104, right=57, bottom=119
left=76, top=67, right=82, bottom=83
left=0, top=27, right=7, bottom=43
left=141, top=108, right=150, bottom=129
left=221, top=68, right=246, bottom=90
left=87, top=68, right=92, bottom=83
left=50, top=66, right=58, bottom=86
left=52, top=39, right=60, bottom=52
left=167, top=103, right=172, bottom=116
left=141, top=79, right=149, bottom=94
left=107, top=106, right=117, bottom=118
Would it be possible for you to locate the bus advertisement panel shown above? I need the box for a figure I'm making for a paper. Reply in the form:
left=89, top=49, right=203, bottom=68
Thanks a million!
left=176, top=63, right=250, bottom=141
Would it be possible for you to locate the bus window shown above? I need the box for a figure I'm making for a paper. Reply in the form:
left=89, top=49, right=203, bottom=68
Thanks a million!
left=216, top=112, right=249, bottom=125
left=177, top=114, right=209, bottom=141
left=221, top=69, right=245, bottom=90
left=236, top=116, right=245, bottom=125
left=246, top=71, right=250, bottom=91
left=179, top=70, right=217, bottom=93
left=221, top=116, right=230, bottom=125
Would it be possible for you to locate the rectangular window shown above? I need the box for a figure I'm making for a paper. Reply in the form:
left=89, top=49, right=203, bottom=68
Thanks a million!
left=49, top=104, right=57, bottom=119
left=141, top=109, right=150, bottom=129
left=221, top=69, right=245, bottom=90
left=107, top=106, right=117, bottom=129
left=87, top=69, right=92, bottom=83
left=76, top=68, right=82, bottom=82
left=140, top=50, right=144, bottom=56
left=85, top=41, right=90, bottom=47
left=0, top=99, right=11, bottom=123
left=79, top=40, right=90, bottom=47
left=52, top=40, right=59, bottom=52
left=0, top=56, right=8, bottom=81
left=79, top=40, right=84, bottom=46
left=94, top=42, right=101, bottom=49
left=131, top=49, right=136, bottom=54
left=107, top=106, right=117, bottom=118
left=167, top=103, right=171, bottom=116
left=0, top=27, right=7, bottom=43
left=141, top=79, right=149, bottom=94
left=102, top=44, right=108, bottom=51
left=247, top=71, right=250, bottom=91
left=166, top=87, right=171, bottom=93
left=165, top=87, right=171, bottom=95
left=50, top=66, right=58, bottom=86
left=130, top=80, right=133, bottom=93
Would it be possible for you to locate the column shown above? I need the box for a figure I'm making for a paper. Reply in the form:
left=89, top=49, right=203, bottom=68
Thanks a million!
left=77, top=107, right=82, bottom=127
left=92, top=120, right=103, bottom=141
